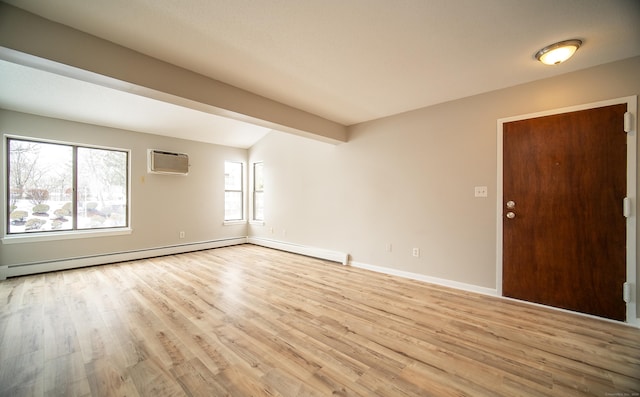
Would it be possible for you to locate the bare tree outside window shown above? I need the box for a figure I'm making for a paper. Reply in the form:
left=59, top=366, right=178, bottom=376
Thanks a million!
left=9, top=140, right=45, bottom=208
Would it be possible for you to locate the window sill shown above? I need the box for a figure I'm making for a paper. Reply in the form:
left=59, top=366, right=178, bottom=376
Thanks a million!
left=223, top=220, right=247, bottom=226
left=249, top=220, right=265, bottom=226
left=1, top=228, right=133, bottom=244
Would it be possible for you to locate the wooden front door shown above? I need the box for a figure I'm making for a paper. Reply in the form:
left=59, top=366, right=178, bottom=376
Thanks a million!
left=502, top=104, right=627, bottom=321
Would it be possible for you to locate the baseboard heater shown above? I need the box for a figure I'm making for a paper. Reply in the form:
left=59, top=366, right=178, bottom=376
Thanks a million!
left=247, top=237, right=349, bottom=265
left=0, top=237, right=247, bottom=280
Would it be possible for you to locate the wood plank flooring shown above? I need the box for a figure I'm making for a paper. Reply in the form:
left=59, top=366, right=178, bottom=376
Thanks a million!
left=1, top=244, right=639, bottom=396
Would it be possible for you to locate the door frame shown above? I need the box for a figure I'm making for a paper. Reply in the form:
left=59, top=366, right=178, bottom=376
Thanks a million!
left=496, top=96, right=638, bottom=325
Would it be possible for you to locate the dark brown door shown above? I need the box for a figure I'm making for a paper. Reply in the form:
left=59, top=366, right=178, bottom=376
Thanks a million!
left=502, top=104, right=627, bottom=321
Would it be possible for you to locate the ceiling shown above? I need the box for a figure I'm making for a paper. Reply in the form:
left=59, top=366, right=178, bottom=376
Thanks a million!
left=0, top=59, right=271, bottom=148
left=1, top=0, right=639, bottom=147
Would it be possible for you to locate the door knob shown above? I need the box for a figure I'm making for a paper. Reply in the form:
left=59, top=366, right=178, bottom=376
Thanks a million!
left=506, top=200, right=516, bottom=209
left=506, top=211, right=516, bottom=219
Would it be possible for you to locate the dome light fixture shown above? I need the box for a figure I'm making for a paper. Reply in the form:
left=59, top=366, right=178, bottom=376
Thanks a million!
left=535, top=39, right=582, bottom=65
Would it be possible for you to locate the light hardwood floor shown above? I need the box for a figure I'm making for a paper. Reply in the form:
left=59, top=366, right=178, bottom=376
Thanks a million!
left=0, top=244, right=639, bottom=396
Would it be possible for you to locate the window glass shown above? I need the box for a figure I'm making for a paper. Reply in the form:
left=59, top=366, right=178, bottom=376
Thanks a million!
left=224, top=161, right=243, bottom=221
left=8, top=140, right=73, bottom=233
left=253, top=162, right=264, bottom=221
left=254, top=162, right=264, bottom=191
left=7, top=137, right=128, bottom=235
left=77, top=147, right=128, bottom=229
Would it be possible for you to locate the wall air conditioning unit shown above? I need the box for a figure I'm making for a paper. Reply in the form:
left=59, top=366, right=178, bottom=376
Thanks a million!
left=148, top=149, right=189, bottom=175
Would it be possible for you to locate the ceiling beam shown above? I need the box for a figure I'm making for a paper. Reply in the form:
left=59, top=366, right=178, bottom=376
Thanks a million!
left=0, top=3, right=347, bottom=145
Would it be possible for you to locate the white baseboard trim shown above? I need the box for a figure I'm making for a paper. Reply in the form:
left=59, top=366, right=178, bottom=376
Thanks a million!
left=350, top=261, right=640, bottom=327
left=349, top=260, right=498, bottom=297
left=499, top=295, right=640, bottom=328
left=247, top=237, right=349, bottom=265
left=0, top=237, right=248, bottom=280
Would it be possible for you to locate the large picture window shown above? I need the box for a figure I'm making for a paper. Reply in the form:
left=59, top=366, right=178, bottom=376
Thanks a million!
left=6, top=137, right=129, bottom=235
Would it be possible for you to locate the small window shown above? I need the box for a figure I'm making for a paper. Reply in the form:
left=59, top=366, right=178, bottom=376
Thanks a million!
left=6, top=137, right=129, bottom=235
left=252, top=162, right=264, bottom=221
left=224, top=161, right=244, bottom=221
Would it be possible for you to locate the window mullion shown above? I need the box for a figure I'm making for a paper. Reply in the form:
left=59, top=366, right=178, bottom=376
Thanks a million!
left=5, top=138, right=12, bottom=234
left=72, top=146, right=78, bottom=230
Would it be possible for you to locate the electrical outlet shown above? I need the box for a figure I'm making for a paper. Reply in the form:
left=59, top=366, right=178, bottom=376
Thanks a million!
left=412, top=248, right=420, bottom=257
left=386, top=243, right=392, bottom=252
left=474, top=186, right=488, bottom=198
left=179, top=231, right=185, bottom=239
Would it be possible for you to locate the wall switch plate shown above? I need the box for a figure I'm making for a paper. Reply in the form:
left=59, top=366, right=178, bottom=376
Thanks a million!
left=474, top=186, right=488, bottom=197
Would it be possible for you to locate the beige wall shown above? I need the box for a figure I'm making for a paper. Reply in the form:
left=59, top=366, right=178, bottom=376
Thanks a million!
left=0, top=110, right=247, bottom=266
left=249, top=56, right=640, bottom=306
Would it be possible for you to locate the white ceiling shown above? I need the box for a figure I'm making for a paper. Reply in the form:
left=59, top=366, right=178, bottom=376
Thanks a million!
left=0, top=59, right=271, bottom=148
left=1, top=0, right=639, bottom=147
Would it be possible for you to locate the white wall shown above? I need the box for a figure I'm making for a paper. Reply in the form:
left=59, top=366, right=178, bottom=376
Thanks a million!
left=0, top=110, right=247, bottom=268
left=249, top=56, right=640, bottom=312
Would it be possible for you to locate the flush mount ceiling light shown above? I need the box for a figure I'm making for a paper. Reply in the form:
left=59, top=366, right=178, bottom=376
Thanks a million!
left=535, top=39, right=582, bottom=65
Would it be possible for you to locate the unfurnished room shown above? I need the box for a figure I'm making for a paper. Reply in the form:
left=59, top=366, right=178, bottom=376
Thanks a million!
left=0, top=1, right=639, bottom=396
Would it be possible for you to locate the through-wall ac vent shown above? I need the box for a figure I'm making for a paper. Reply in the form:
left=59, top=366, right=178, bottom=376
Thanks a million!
left=148, top=149, right=189, bottom=175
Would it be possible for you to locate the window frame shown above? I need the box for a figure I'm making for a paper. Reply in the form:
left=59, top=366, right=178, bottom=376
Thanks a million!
left=223, top=160, right=246, bottom=225
left=3, top=135, right=132, bottom=243
left=251, top=161, right=265, bottom=224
